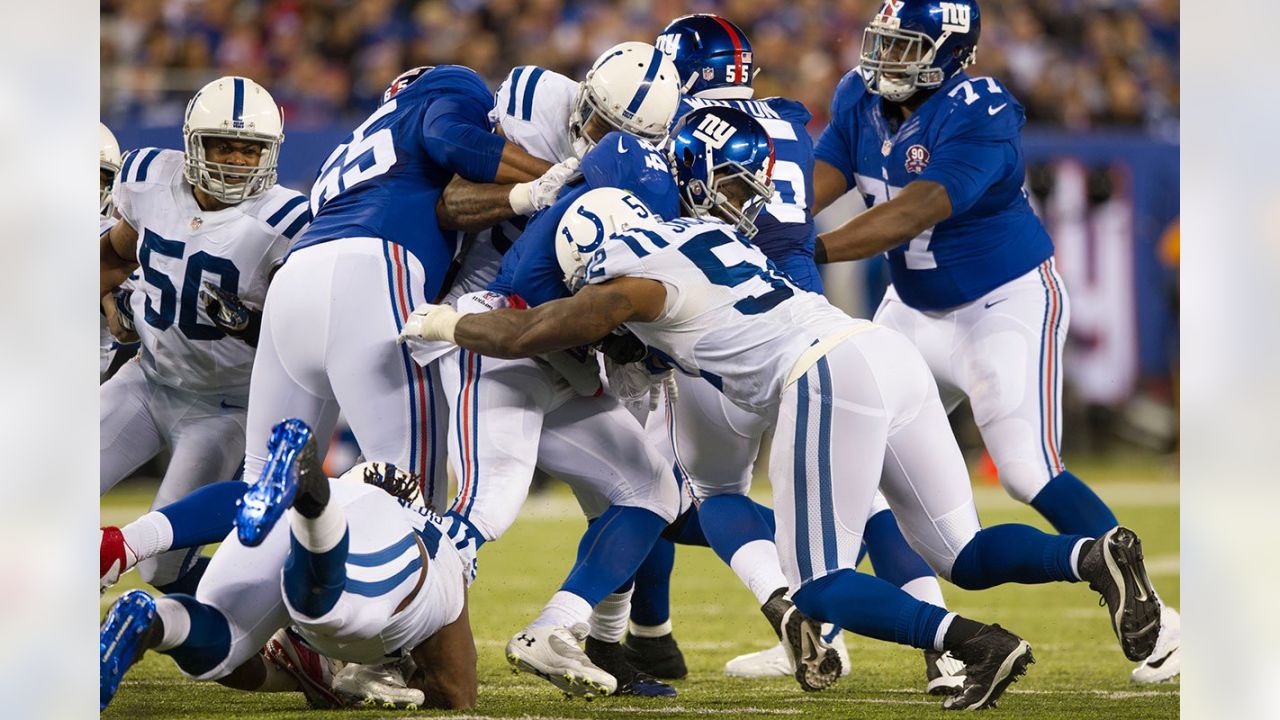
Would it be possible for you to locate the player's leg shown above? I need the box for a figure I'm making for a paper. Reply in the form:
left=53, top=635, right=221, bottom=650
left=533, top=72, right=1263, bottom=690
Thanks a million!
left=100, top=359, right=164, bottom=494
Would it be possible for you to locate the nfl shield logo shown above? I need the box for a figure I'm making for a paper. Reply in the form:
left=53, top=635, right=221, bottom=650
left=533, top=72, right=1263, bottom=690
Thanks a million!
left=191, top=216, right=203, bottom=230
left=702, top=67, right=716, bottom=81
left=904, top=144, right=930, bottom=173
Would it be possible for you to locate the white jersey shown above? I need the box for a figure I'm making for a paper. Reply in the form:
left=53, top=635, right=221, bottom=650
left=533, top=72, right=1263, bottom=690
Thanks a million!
left=586, top=217, right=860, bottom=414
left=112, top=148, right=308, bottom=398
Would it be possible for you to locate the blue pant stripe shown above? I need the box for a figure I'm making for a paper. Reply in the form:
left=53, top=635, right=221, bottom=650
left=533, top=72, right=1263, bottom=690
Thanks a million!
left=1035, top=264, right=1054, bottom=475
left=425, top=365, right=439, bottom=504
left=794, top=372, right=813, bottom=582
left=383, top=242, right=420, bottom=475
left=344, top=554, right=424, bottom=597
left=816, top=357, right=839, bottom=575
left=347, top=532, right=418, bottom=567
left=462, top=352, right=482, bottom=516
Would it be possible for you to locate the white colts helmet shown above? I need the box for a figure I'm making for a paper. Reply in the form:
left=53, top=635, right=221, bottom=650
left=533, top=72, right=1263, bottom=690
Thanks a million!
left=556, top=187, right=659, bottom=292
left=100, top=122, right=122, bottom=217
left=182, top=76, right=284, bottom=204
left=569, top=42, right=681, bottom=157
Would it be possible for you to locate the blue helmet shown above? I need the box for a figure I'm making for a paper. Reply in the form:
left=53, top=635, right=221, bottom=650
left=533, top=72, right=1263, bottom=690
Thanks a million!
left=860, top=0, right=981, bottom=102
left=669, top=106, right=774, bottom=238
left=656, top=14, right=754, bottom=97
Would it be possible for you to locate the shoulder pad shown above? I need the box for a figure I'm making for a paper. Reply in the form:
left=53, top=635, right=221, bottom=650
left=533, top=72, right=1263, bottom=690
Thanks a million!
left=117, top=148, right=182, bottom=187
left=935, top=76, right=1025, bottom=141
left=253, top=186, right=312, bottom=241
left=763, top=97, right=813, bottom=126
left=831, top=69, right=871, bottom=116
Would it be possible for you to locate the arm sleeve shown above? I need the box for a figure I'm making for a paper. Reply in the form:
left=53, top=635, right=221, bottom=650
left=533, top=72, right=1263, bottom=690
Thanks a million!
left=916, top=137, right=1011, bottom=217
left=421, top=96, right=507, bottom=183
left=509, top=208, right=572, bottom=306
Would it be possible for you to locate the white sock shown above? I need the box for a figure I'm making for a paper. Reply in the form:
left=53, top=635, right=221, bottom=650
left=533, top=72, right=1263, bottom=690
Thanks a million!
left=589, top=587, right=633, bottom=643
left=153, top=597, right=191, bottom=652
left=729, top=539, right=789, bottom=605
left=629, top=620, right=673, bottom=638
left=933, top=612, right=958, bottom=652
left=1070, top=537, right=1090, bottom=581
left=901, top=576, right=948, bottom=608
left=121, top=512, right=174, bottom=562
left=288, top=505, right=347, bottom=553
left=529, top=591, right=594, bottom=629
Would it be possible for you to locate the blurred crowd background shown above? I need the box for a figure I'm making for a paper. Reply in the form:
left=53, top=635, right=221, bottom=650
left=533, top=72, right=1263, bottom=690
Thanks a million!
left=101, top=0, right=1179, bottom=138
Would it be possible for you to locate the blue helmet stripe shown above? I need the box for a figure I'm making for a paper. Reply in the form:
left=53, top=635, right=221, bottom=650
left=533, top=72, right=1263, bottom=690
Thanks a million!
left=623, top=47, right=665, bottom=119
left=232, top=77, right=245, bottom=128
left=521, top=67, right=544, bottom=121
left=506, top=66, right=524, bottom=117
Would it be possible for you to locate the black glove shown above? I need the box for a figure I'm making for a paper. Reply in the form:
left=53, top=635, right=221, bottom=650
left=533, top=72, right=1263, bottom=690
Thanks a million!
left=201, top=281, right=263, bottom=347
left=598, top=329, right=648, bottom=365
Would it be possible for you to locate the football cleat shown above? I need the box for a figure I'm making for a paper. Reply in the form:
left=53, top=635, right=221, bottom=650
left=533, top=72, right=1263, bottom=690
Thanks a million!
left=506, top=623, right=617, bottom=699
left=724, top=629, right=851, bottom=679
left=925, top=650, right=966, bottom=696
left=236, top=419, right=315, bottom=547
left=100, top=526, right=138, bottom=594
left=585, top=636, right=676, bottom=697
left=332, top=661, right=426, bottom=709
left=622, top=632, right=688, bottom=680
left=762, top=595, right=843, bottom=692
left=1078, top=527, right=1163, bottom=662
left=100, top=589, right=157, bottom=710
left=261, top=627, right=346, bottom=709
left=942, top=624, right=1033, bottom=711
left=1131, top=605, right=1181, bottom=684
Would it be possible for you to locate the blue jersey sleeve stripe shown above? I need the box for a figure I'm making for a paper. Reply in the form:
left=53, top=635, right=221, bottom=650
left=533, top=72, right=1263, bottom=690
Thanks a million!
left=266, top=195, right=308, bottom=227
left=624, top=48, right=665, bottom=119
left=232, top=77, right=245, bottom=128
left=134, top=149, right=159, bottom=182
left=520, top=67, right=544, bottom=121
left=506, top=66, right=524, bottom=118
left=280, top=209, right=312, bottom=240
left=119, top=150, right=139, bottom=183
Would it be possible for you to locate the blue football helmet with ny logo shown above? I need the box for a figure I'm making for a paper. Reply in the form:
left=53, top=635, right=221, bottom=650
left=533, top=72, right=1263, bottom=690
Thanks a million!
left=860, top=0, right=982, bottom=102
left=669, top=106, right=774, bottom=239
left=656, top=13, right=755, bottom=97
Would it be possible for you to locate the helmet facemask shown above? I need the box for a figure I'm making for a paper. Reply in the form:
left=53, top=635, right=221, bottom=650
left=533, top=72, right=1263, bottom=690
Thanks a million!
left=676, top=146, right=773, bottom=238
left=100, top=164, right=118, bottom=217
left=183, top=129, right=280, bottom=205
left=860, top=17, right=974, bottom=102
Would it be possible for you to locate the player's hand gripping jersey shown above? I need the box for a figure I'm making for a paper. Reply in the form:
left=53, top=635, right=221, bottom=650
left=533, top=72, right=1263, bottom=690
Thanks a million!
left=112, top=148, right=307, bottom=397
left=815, top=70, right=1053, bottom=310
left=676, top=96, right=821, bottom=292
left=586, top=216, right=861, bottom=414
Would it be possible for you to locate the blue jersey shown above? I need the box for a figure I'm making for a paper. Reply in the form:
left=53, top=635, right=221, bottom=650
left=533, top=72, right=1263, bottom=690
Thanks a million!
left=676, top=96, right=822, bottom=293
left=296, top=65, right=506, bottom=302
left=489, top=132, right=679, bottom=307
left=815, top=70, right=1053, bottom=310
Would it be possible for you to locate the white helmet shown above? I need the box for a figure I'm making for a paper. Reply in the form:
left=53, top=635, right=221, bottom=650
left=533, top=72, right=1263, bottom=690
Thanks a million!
left=182, top=76, right=283, bottom=204
left=556, top=187, right=659, bottom=292
left=569, top=42, right=680, bottom=157
left=100, top=122, right=122, bottom=217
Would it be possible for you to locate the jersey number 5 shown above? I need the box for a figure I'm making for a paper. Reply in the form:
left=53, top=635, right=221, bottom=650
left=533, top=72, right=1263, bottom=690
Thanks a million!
left=138, top=229, right=240, bottom=340
left=311, top=99, right=400, bottom=214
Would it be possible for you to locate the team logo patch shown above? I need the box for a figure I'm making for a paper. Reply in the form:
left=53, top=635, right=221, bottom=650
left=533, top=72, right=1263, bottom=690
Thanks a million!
left=904, top=144, right=930, bottom=174
left=190, top=216, right=203, bottom=230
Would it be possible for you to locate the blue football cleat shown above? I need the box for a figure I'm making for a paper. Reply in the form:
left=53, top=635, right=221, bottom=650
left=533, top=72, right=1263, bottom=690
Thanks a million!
left=236, top=418, right=314, bottom=547
left=100, top=589, right=157, bottom=711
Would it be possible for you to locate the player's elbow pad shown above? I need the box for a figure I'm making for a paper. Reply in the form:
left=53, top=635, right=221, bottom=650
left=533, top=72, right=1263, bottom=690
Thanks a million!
left=426, top=121, right=505, bottom=183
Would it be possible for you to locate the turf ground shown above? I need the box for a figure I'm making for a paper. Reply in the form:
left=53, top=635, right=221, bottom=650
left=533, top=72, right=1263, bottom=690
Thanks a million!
left=100, top=455, right=1179, bottom=719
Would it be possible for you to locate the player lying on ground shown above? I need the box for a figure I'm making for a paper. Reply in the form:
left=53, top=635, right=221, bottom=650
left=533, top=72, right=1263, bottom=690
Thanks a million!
left=100, top=420, right=477, bottom=712
left=807, top=0, right=1179, bottom=683
left=398, top=178, right=1164, bottom=710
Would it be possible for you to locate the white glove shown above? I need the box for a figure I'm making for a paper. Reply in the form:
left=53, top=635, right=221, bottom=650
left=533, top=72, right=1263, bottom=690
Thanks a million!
left=542, top=348, right=602, bottom=397
left=509, top=157, right=581, bottom=215
left=605, top=357, right=676, bottom=412
left=397, top=303, right=461, bottom=344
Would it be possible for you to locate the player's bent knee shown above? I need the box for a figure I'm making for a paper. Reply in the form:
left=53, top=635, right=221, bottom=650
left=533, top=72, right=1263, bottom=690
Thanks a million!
left=995, top=459, right=1051, bottom=504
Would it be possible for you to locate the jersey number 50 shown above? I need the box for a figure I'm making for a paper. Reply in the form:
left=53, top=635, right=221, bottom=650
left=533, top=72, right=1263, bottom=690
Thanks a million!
left=138, top=229, right=240, bottom=340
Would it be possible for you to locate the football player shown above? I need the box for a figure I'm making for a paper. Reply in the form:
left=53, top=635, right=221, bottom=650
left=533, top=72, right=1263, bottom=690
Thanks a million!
left=632, top=14, right=963, bottom=694
left=98, top=77, right=309, bottom=592
left=398, top=109, right=1165, bottom=709
left=808, top=0, right=1179, bottom=682
left=98, top=121, right=139, bottom=383
left=100, top=422, right=478, bottom=712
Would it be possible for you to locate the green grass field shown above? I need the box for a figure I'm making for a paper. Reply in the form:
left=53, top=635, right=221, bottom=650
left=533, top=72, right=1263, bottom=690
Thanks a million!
left=101, top=456, right=1179, bottom=719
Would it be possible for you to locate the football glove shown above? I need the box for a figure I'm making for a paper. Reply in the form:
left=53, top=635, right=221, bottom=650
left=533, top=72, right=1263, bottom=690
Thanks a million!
left=398, top=303, right=462, bottom=344
left=509, top=157, right=581, bottom=215
left=597, top=329, right=648, bottom=365
left=110, top=290, right=138, bottom=342
left=201, top=281, right=262, bottom=346
left=605, top=355, right=678, bottom=412
left=542, top=347, right=603, bottom=397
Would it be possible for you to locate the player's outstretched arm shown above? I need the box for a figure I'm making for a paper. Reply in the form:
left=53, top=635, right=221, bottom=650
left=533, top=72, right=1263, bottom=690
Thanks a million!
left=437, top=155, right=579, bottom=230
left=398, top=278, right=665, bottom=359
left=408, top=591, right=478, bottom=709
left=813, top=179, right=952, bottom=264
left=101, top=219, right=140, bottom=298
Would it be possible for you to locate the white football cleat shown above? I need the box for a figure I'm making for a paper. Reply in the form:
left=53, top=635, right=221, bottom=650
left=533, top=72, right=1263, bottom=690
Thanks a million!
left=333, top=661, right=426, bottom=709
left=1131, top=606, right=1180, bottom=684
left=506, top=623, right=617, bottom=699
left=100, top=527, right=138, bottom=594
left=724, top=627, right=851, bottom=679
left=262, top=627, right=346, bottom=709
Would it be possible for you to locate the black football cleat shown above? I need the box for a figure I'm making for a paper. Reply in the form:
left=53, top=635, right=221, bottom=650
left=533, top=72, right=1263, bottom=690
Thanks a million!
left=943, top=624, right=1034, bottom=710
left=924, top=650, right=966, bottom=696
left=1077, top=526, right=1163, bottom=662
left=622, top=632, right=688, bottom=680
left=585, top=636, right=676, bottom=697
left=762, top=593, right=842, bottom=692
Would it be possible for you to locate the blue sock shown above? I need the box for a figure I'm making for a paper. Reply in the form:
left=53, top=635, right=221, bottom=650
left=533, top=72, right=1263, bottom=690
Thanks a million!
left=630, top=537, right=674, bottom=627
left=158, top=480, right=248, bottom=548
left=160, top=594, right=232, bottom=677
left=282, top=530, right=350, bottom=618
left=153, top=555, right=209, bottom=595
left=751, top=500, right=777, bottom=534
left=561, top=506, right=666, bottom=607
left=1030, top=471, right=1119, bottom=537
left=698, top=494, right=777, bottom=567
left=949, top=524, right=1085, bottom=590
left=864, top=509, right=936, bottom=587
left=792, top=569, right=948, bottom=650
